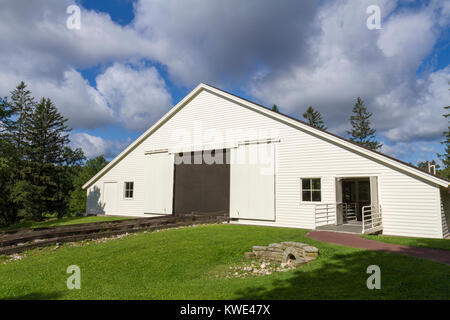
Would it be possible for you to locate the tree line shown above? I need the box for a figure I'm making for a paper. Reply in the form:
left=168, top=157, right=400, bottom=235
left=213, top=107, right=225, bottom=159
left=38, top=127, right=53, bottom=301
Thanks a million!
left=0, top=82, right=108, bottom=226
left=274, top=97, right=383, bottom=151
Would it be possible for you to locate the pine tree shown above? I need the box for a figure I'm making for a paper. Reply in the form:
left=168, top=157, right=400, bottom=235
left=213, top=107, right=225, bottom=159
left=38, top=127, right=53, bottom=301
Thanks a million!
left=438, top=85, right=450, bottom=168
left=346, top=97, right=382, bottom=151
left=440, top=106, right=450, bottom=167
left=0, top=97, right=20, bottom=224
left=271, top=104, right=280, bottom=113
left=22, top=97, right=84, bottom=220
left=6, top=82, right=35, bottom=158
left=302, top=106, right=327, bottom=130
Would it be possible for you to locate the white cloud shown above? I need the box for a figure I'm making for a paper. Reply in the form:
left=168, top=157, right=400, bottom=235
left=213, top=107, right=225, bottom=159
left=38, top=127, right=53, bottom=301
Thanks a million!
left=132, top=0, right=321, bottom=86
left=33, top=69, right=115, bottom=129
left=70, top=132, right=130, bottom=159
left=71, top=133, right=112, bottom=158
left=382, top=67, right=450, bottom=142
left=0, top=0, right=156, bottom=130
left=96, top=63, right=172, bottom=131
left=247, top=0, right=449, bottom=144
left=377, top=11, right=435, bottom=61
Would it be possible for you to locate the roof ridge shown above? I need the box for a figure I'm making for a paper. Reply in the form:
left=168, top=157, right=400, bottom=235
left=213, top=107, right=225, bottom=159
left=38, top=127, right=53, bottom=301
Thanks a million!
left=203, top=82, right=450, bottom=184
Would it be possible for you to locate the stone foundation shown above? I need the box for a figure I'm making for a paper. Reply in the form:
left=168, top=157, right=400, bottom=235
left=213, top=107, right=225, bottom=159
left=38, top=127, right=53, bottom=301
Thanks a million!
left=245, top=242, right=319, bottom=267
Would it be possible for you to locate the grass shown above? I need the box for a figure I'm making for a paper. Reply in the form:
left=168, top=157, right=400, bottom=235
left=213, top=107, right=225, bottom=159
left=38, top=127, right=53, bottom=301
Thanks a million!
left=0, top=215, right=133, bottom=232
left=362, top=234, right=450, bottom=251
left=0, top=224, right=448, bottom=300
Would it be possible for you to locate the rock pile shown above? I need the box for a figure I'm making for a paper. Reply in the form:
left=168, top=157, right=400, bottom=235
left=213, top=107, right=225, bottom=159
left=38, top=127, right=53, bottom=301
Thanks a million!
left=244, top=241, right=319, bottom=267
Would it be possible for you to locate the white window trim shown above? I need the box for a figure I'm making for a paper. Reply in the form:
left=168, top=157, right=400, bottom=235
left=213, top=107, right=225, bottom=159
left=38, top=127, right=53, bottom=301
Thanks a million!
left=124, top=181, right=134, bottom=200
left=300, top=177, right=322, bottom=204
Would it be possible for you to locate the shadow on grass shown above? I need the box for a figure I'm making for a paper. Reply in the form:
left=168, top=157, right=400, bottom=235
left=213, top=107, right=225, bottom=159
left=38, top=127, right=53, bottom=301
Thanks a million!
left=1, top=291, right=65, bottom=300
left=234, top=250, right=450, bottom=300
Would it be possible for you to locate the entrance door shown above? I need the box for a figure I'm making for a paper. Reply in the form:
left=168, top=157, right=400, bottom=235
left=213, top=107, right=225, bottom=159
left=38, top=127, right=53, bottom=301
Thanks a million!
left=342, top=178, right=370, bottom=221
left=103, top=182, right=118, bottom=214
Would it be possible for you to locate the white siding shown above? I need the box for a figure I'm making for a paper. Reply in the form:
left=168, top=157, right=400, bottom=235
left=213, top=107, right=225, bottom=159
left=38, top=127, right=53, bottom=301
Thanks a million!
left=440, top=188, right=450, bottom=238
left=86, top=89, right=444, bottom=238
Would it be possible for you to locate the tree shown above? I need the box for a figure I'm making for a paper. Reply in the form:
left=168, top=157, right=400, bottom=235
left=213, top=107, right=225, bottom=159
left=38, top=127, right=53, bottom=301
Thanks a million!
left=417, top=160, right=440, bottom=172
left=22, top=97, right=84, bottom=220
left=6, top=82, right=35, bottom=157
left=346, top=97, right=382, bottom=151
left=69, top=156, right=108, bottom=215
left=0, top=97, right=20, bottom=225
left=302, top=106, right=327, bottom=130
left=438, top=84, right=450, bottom=168
left=0, top=83, right=36, bottom=224
left=271, top=104, right=280, bottom=113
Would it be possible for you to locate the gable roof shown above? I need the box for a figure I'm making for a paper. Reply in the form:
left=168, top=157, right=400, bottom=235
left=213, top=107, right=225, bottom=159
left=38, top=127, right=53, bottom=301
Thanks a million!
left=83, top=83, right=449, bottom=189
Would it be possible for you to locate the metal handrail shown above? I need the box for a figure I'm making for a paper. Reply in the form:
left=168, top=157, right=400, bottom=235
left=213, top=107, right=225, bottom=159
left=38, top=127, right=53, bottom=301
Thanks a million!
left=362, top=204, right=382, bottom=234
left=343, top=202, right=357, bottom=222
left=314, top=203, right=336, bottom=228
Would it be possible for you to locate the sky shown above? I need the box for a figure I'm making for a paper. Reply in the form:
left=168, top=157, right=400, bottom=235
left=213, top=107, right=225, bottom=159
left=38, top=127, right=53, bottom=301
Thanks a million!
left=0, top=0, right=449, bottom=165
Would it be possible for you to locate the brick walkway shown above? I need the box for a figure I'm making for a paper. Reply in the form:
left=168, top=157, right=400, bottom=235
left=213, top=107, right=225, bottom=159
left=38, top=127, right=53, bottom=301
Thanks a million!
left=307, top=231, right=450, bottom=266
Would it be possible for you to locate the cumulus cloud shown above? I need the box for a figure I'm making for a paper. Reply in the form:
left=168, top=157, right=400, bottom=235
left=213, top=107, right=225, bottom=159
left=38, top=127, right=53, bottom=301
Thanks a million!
left=246, top=0, right=449, bottom=146
left=133, top=0, right=321, bottom=86
left=96, top=63, right=172, bottom=131
left=34, top=69, right=115, bottom=129
left=70, top=132, right=130, bottom=159
left=0, top=0, right=152, bottom=78
left=0, top=0, right=159, bottom=130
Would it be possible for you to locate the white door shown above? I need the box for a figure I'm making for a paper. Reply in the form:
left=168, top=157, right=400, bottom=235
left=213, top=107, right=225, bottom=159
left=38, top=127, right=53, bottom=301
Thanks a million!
left=230, top=143, right=275, bottom=220
left=103, top=182, right=118, bottom=214
left=144, top=152, right=174, bottom=214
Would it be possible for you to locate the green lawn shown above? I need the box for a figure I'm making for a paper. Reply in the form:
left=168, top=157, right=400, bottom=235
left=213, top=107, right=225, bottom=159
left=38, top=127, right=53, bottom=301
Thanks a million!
left=362, top=234, right=450, bottom=251
left=0, top=224, right=448, bottom=300
left=0, top=215, right=133, bottom=232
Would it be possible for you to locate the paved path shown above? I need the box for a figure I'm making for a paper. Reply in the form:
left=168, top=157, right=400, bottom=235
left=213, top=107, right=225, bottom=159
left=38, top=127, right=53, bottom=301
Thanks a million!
left=307, top=231, right=450, bottom=266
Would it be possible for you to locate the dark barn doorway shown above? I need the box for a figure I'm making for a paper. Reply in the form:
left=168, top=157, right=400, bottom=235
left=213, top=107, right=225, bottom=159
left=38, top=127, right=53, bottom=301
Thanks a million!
left=173, top=149, right=230, bottom=215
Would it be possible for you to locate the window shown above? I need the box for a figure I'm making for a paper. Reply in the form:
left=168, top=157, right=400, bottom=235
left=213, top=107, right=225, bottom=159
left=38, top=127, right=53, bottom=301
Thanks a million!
left=301, top=178, right=321, bottom=202
left=124, top=182, right=134, bottom=199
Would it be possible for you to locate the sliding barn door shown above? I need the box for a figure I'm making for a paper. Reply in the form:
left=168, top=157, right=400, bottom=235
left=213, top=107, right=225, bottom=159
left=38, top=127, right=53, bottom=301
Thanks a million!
left=230, top=143, right=275, bottom=221
left=144, top=153, right=174, bottom=215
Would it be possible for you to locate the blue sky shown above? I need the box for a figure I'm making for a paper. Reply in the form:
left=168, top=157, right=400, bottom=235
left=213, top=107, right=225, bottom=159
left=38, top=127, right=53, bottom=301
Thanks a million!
left=0, top=0, right=449, bottom=165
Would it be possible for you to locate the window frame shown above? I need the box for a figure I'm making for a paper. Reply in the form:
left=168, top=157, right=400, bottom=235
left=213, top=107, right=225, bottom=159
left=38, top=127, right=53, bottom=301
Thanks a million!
left=300, top=178, right=322, bottom=203
left=124, top=181, right=134, bottom=199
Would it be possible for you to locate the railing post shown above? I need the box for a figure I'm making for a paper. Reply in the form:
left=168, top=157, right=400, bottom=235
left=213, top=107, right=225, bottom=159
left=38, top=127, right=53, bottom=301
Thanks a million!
left=362, top=207, right=365, bottom=234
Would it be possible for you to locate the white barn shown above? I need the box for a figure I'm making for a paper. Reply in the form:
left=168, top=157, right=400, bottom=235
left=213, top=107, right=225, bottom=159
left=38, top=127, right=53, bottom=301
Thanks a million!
left=83, top=83, right=450, bottom=239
